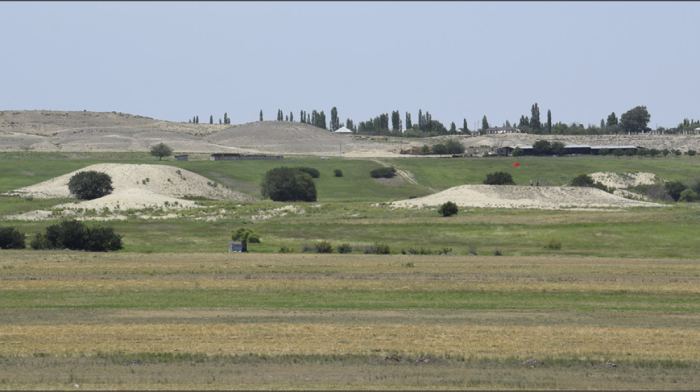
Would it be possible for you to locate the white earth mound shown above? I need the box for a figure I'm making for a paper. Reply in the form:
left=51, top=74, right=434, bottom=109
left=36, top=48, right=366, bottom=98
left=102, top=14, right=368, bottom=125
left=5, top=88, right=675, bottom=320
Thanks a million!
left=6, top=163, right=254, bottom=201
left=391, top=185, right=662, bottom=210
left=588, top=172, right=662, bottom=189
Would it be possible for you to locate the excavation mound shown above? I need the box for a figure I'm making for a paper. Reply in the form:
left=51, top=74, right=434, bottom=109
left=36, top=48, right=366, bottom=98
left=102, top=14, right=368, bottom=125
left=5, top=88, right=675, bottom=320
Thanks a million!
left=588, top=172, right=662, bottom=189
left=391, top=185, right=662, bottom=210
left=6, top=163, right=255, bottom=201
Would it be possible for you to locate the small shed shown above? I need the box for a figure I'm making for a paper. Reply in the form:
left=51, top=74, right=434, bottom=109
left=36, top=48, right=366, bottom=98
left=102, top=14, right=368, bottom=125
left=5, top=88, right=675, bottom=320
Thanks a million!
left=333, top=126, right=353, bottom=134
left=174, top=154, right=189, bottom=161
left=228, top=241, right=247, bottom=253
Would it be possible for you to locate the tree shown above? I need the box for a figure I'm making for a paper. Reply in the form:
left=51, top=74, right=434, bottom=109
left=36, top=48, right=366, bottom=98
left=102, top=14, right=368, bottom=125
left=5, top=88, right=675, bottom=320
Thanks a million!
left=679, top=189, right=698, bottom=202
left=370, top=167, right=397, bottom=178
left=483, top=171, right=515, bottom=185
left=432, top=143, right=448, bottom=155
left=599, top=148, right=610, bottom=156
left=449, top=122, right=457, bottom=134
left=31, top=219, right=122, bottom=252
left=530, top=103, right=541, bottom=132
left=512, top=147, right=524, bottom=157
left=329, top=107, right=339, bottom=130
left=687, top=150, right=697, bottom=157
left=613, top=148, right=624, bottom=159
left=391, top=110, right=400, bottom=131
left=481, top=115, right=489, bottom=132
left=334, top=169, right=343, bottom=177
left=664, top=181, right=687, bottom=201
left=260, top=110, right=263, bottom=121
left=260, top=167, right=317, bottom=202
left=532, top=140, right=551, bottom=156
left=0, top=226, right=25, bottom=249
left=547, top=109, right=552, bottom=134
left=289, top=112, right=293, bottom=122
left=444, top=139, right=465, bottom=154
left=209, top=115, right=213, bottom=124
left=661, top=149, right=670, bottom=157
left=625, top=149, right=635, bottom=159
left=673, top=149, right=682, bottom=158
left=224, top=112, right=229, bottom=124
left=607, top=112, right=618, bottom=127
left=231, top=227, right=260, bottom=252
left=149, top=142, right=173, bottom=161
left=620, top=106, right=651, bottom=134
left=648, top=148, right=660, bottom=159
left=551, top=141, right=566, bottom=155
left=68, top=171, right=114, bottom=200
left=462, top=118, right=469, bottom=134
left=437, top=201, right=459, bottom=217
left=405, top=112, right=412, bottom=129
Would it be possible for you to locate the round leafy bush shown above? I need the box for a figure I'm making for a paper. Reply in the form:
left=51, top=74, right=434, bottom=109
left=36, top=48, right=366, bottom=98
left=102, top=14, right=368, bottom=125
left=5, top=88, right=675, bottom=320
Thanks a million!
left=260, top=167, right=317, bottom=202
left=664, top=181, right=687, bottom=201
left=370, top=167, right=397, bottom=179
left=483, top=171, right=515, bottom=185
left=231, top=228, right=261, bottom=245
left=512, top=147, right=524, bottom=157
left=337, top=243, right=352, bottom=254
left=437, top=201, right=458, bottom=217
left=0, top=226, right=26, bottom=249
left=314, top=240, right=333, bottom=253
left=68, top=171, right=114, bottom=200
left=334, top=169, right=343, bottom=177
left=679, top=189, right=698, bottom=202
left=544, top=238, right=562, bottom=250
left=294, top=167, right=320, bottom=178
left=570, top=174, right=595, bottom=187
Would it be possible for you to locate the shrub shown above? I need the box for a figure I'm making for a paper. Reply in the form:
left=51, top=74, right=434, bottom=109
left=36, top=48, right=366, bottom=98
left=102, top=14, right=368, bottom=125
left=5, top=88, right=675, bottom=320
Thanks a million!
left=439, top=247, right=452, bottom=255
left=432, top=143, right=448, bottom=155
left=570, top=174, right=595, bottom=187
left=638, top=184, right=673, bottom=202
left=231, top=228, right=260, bottom=252
left=544, top=238, right=562, bottom=250
left=664, top=181, right=687, bottom=202
left=150, top=143, right=173, bottom=160
left=31, top=219, right=122, bottom=252
left=437, top=201, right=458, bottom=217
left=687, top=150, right=697, bottom=157
left=337, top=243, right=352, bottom=254
left=260, top=167, right=317, bottom=202
left=598, top=148, right=610, bottom=156
left=679, top=189, right=698, bottom=202
left=0, top=226, right=26, bottom=249
left=314, top=240, right=333, bottom=253
left=334, top=169, right=343, bottom=177
left=493, top=248, right=502, bottom=256
left=483, top=171, right=515, bottom=185
left=279, top=246, right=292, bottom=253
left=532, top=140, right=551, bottom=155
left=301, top=244, right=314, bottom=253
left=68, top=171, right=114, bottom=200
left=468, top=244, right=478, bottom=255
left=294, top=167, right=320, bottom=178
left=444, top=139, right=466, bottom=155
left=362, top=242, right=390, bottom=254
left=370, top=167, right=397, bottom=179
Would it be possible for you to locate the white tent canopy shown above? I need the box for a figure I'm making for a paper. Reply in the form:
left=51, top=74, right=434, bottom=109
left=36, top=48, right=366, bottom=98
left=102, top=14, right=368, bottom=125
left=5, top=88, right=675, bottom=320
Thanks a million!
left=333, top=127, right=353, bottom=133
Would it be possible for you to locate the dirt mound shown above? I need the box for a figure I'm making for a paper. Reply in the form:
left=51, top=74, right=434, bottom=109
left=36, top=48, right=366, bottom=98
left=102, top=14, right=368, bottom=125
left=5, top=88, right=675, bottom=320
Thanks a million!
left=391, top=185, right=662, bottom=210
left=589, top=172, right=662, bottom=189
left=6, top=163, right=254, bottom=201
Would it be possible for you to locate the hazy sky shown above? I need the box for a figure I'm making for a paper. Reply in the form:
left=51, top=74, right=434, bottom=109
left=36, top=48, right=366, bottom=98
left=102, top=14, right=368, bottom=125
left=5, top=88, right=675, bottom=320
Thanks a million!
left=2, top=2, right=698, bottom=129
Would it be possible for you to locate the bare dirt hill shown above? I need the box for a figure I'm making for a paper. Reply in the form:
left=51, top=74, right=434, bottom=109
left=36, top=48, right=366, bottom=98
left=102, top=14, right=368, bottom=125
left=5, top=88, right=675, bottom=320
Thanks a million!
left=391, top=184, right=662, bottom=210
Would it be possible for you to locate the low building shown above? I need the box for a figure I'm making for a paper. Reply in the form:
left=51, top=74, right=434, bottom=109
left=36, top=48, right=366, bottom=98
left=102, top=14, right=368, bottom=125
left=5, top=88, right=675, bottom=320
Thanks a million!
left=333, top=126, right=353, bottom=134
left=174, top=154, right=189, bottom=161
left=210, top=154, right=283, bottom=161
left=228, top=241, right=246, bottom=253
left=590, top=145, right=642, bottom=155
left=483, top=127, right=521, bottom=134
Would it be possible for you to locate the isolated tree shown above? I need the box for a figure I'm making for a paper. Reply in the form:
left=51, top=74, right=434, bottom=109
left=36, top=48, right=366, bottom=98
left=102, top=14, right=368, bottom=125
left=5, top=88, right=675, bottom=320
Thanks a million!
left=437, top=201, right=459, bottom=217
left=532, top=140, right=551, bottom=156
left=209, top=115, right=213, bottom=124
left=260, top=110, right=263, bottom=121
left=150, top=142, right=173, bottom=161
left=481, top=115, right=489, bottom=132
left=620, top=106, right=651, bottom=134
left=530, top=103, right=541, bottom=132
left=483, top=171, right=515, bottom=185
left=0, top=226, right=26, bottom=249
left=547, top=109, right=552, bottom=134
left=260, top=167, right=317, bottom=202
left=68, top=171, right=114, bottom=200
left=462, top=118, right=469, bottom=134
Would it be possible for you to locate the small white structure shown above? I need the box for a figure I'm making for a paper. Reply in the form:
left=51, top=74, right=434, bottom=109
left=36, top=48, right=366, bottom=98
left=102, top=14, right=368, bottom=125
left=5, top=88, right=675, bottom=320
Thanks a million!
left=333, top=127, right=353, bottom=134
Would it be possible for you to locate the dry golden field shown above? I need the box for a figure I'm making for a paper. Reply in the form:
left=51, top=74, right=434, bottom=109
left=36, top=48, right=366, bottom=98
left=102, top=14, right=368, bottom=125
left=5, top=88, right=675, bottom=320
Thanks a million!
left=2, top=251, right=700, bottom=389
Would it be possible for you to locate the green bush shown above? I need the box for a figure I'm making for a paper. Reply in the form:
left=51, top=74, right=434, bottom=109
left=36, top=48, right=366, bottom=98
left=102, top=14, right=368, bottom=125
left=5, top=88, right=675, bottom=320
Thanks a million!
left=679, top=189, right=698, bottom=202
left=570, top=174, right=594, bottom=187
left=334, top=169, right=343, bottom=177
left=314, top=240, right=333, bottom=253
left=0, top=226, right=26, bottom=249
left=370, top=167, right=397, bottom=179
left=68, top=171, right=114, bottom=200
left=31, top=219, right=122, bottom=252
left=512, top=147, right=524, bottom=157
left=294, top=167, right=320, bottom=178
left=260, top=167, right=317, bottom=202
left=437, top=201, right=458, bottom=217
left=279, top=246, right=292, bottom=253
left=231, top=227, right=261, bottom=246
left=483, top=171, right=515, bottom=185
left=337, top=243, right=352, bottom=254
left=362, top=242, right=390, bottom=254
left=544, top=238, right=562, bottom=250
left=149, top=142, right=173, bottom=160
left=664, top=181, right=687, bottom=202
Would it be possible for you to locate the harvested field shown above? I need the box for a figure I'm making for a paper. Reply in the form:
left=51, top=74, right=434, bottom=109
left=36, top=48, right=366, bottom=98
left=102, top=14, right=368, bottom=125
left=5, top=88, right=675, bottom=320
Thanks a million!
left=391, top=184, right=662, bottom=209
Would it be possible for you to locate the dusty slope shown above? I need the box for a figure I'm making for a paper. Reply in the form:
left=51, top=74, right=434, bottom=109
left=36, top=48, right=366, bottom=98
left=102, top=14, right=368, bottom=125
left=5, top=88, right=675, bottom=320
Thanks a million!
left=6, top=163, right=255, bottom=201
left=588, top=172, right=662, bottom=189
left=391, top=185, right=662, bottom=210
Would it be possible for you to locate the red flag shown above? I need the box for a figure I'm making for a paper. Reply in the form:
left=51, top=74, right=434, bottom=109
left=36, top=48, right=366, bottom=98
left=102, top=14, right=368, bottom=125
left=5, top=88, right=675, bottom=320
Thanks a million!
left=513, top=162, right=520, bottom=167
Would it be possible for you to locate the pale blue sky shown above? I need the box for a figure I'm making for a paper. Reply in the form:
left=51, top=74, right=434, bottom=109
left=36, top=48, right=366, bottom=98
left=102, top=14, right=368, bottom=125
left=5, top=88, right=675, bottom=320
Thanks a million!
left=2, top=1, right=698, bottom=128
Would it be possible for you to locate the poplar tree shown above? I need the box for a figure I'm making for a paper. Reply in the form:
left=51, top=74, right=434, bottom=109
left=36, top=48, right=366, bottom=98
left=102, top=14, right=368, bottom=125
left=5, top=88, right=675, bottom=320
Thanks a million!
left=260, top=110, right=263, bottom=121
left=405, top=112, right=412, bottom=129
left=210, top=115, right=213, bottom=124
left=530, top=103, right=541, bottom=132
left=463, top=118, right=468, bottom=134
left=290, top=112, right=293, bottom=122
left=482, top=115, right=489, bottom=131
left=391, top=110, right=400, bottom=131
left=547, top=109, right=552, bottom=134
left=449, top=122, right=457, bottom=134
left=330, top=107, right=339, bottom=131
